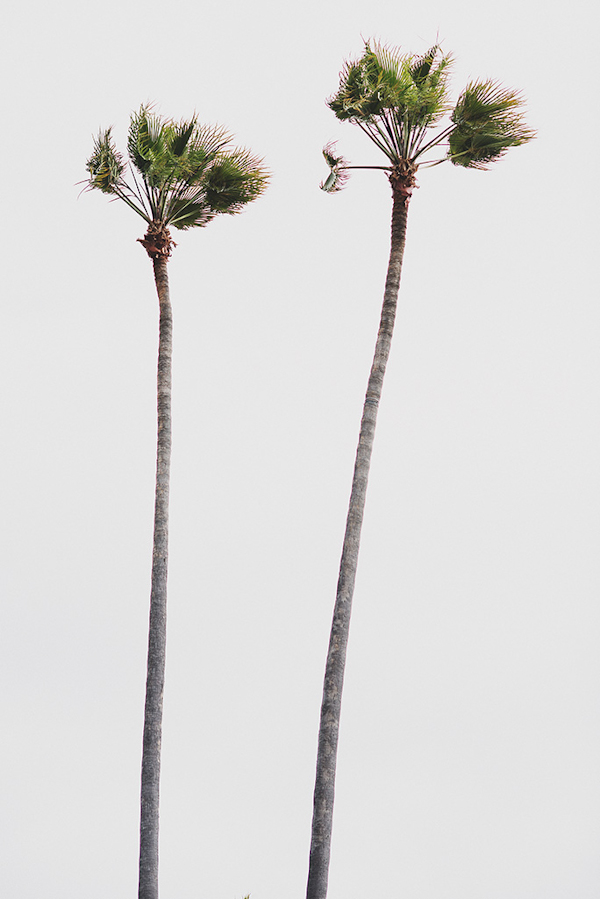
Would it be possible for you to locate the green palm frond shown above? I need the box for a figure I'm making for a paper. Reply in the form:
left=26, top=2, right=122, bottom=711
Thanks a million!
left=202, top=149, right=268, bottom=217
left=169, top=119, right=196, bottom=157
left=328, top=58, right=377, bottom=121
left=320, top=143, right=350, bottom=192
left=406, top=45, right=453, bottom=128
left=84, top=127, right=150, bottom=221
left=185, top=122, right=232, bottom=158
left=410, top=45, right=438, bottom=86
left=448, top=79, right=535, bottom=168
left=85, top=128, right=126, bottom=194
left=128, top=106, right=164, bottom=177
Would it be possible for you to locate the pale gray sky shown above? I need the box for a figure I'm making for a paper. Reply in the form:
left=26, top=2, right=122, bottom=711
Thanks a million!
left=2, top=1, right=599, bottom=897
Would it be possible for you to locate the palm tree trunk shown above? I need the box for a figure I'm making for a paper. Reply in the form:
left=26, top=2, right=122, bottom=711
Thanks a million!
left=139, top=255, right=173, bottom=899
left=306, top=183, right=410, bottom=899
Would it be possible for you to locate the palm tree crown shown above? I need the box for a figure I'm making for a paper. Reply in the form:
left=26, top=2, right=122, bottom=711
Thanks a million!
left=321, top=41, right=534, bottom=191
left=85, top=104, right=268, bottom=255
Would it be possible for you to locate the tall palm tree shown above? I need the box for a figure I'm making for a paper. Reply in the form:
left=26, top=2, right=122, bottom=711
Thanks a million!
left=307, top=41, right=534, bottom=899
left=84, top=106, right=268, bottom=899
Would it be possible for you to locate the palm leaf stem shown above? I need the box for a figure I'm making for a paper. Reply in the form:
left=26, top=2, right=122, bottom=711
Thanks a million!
left=407, top=122, right=424, bottom=157
left=402, top=111, right=411, bottom=158
left=139, top=182, right=156, bottom=221
left=157, top=181, right=172, bottom=221
left=391, top=114, right=407, bottom=160
left=417, top=146, right=475, bottom=167
left=380, top=111, right=401, bottom=157
left=153, top=175, right=167, bottom=219
left=158, top=165, right=182, bottom=219
left=171, top=191, right=202, bottom=219
left=408, top=120, right=432, bottom=157
left=387, top=110, right=407, bottom=161
left=357, top=122, right=390, bottom=159
left=341, top=165, right=393, bottom=172
left=129, top=169, right=153, bottom=217
left=113, top=186, right=151, bottom=222
left=134, top=160, right=157, bottom=212
left=376, top=118, right=399, bottom=158
left=364, top=120, right=387, bottom=152
left=412, top=123, right=455, bottom=160
left=416, top=156, right=449, bottom=168
left=149, top=186, right=160, bottom=221
left=446, top=149, right=481, bottom=163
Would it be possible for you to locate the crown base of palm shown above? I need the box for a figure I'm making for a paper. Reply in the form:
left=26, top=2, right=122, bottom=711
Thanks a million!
left=389, top=161, right=418, bottom=205
left=137, top=222, right=176, bottom=260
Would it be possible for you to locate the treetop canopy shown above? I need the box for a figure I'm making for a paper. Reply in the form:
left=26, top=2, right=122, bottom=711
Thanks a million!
left=85, top=105, right=269, bottom=230
left=321, top=40, right=535, bottom=190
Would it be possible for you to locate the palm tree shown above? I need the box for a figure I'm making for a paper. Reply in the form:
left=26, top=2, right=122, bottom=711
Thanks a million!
left=84, top=106, right=268, bottom=899
left=307, top=41, right=534, bottom=899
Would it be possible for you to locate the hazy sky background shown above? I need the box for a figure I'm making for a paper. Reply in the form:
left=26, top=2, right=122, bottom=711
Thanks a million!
left=2, top=1, right=599, bottom=897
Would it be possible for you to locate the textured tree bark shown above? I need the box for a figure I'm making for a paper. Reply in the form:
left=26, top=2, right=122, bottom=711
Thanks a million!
left=139, top=254, right=173, bottom=899
left=306, top=179, right=411, bottom=899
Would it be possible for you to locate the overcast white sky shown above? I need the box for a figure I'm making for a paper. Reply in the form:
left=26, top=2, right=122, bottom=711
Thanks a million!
left=2, top=1, right=599, bottom=898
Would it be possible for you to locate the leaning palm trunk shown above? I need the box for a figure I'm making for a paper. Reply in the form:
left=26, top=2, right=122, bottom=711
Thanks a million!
left=139, top=251, right=173, bottom=899
left=309, top=37, right=533, bottom=899
left=306, top=175, right=411, bottom=899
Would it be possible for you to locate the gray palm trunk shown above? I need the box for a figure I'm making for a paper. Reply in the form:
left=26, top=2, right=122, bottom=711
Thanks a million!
left=139, top=254, right=172, bottom=899
left=306, top=178, right=411, bottom=899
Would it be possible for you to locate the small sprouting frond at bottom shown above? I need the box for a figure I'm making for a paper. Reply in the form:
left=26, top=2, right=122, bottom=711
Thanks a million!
left=320, top=142, right=351, bottom=193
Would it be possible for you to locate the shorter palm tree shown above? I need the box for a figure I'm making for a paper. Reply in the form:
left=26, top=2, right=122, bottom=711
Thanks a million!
left=307, top=41, right=534, bottom=899
left=84, top=106, right=268, bottom=899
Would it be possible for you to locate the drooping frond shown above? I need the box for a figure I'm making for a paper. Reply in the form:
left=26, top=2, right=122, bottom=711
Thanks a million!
left=320, top=143, right=350, bottom=192
left=448, top=80, right=535, bottom=168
